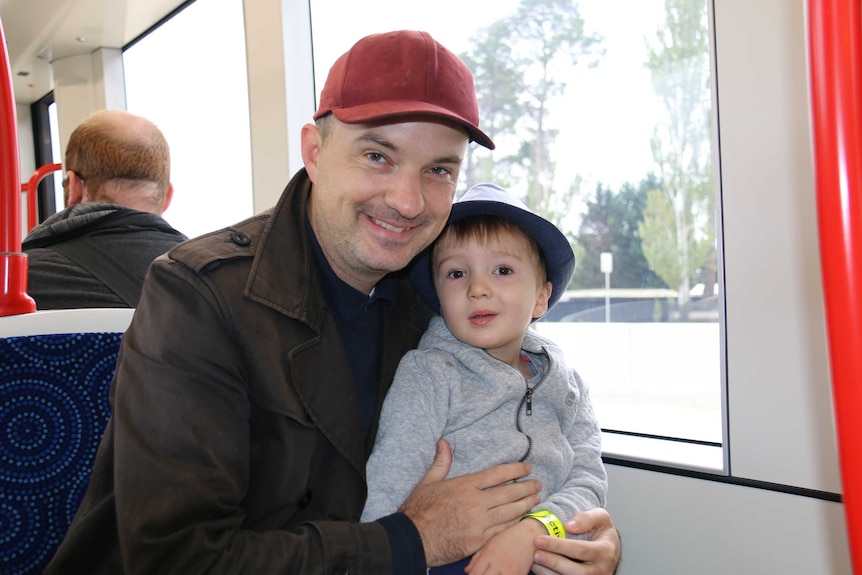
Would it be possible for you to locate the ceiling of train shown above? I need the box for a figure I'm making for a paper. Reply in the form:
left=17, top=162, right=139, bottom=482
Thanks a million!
left=0, top=0, right=187, bottom=105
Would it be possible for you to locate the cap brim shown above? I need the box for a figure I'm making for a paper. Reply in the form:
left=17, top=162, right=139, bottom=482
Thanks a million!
left=328, top=102, right=495, bottom=150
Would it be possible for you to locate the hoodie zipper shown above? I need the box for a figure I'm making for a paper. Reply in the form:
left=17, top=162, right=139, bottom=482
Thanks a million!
left=515, top=350, right=549, bottom=462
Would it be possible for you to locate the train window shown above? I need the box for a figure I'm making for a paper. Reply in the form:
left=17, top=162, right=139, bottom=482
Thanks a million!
left=48, top=101, right=62, bottom=209
left=123, top=0, right=254, bottom=239
left=310, top=0, right=724, bottom=471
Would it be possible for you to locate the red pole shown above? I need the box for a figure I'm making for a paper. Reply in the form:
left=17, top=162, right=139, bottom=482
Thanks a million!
left=24, top=162, right=62, bottom=231
left=807, top=0, right=862, bottom=571
left=0, top=16, right=35, bottom=316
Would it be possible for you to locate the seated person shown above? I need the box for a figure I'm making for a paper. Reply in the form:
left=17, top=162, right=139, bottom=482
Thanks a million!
left=22, top=110, right=187, bottom=309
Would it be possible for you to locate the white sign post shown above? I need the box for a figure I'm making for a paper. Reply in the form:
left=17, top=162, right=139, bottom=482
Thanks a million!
left=600, top=252, right=613, bottom=323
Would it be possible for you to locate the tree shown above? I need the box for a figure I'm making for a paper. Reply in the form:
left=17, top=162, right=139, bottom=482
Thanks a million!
left=460, top=21, right=528, bottom=189
left=459, top=0, right=603, bottom=223
left=506, top=0, right=603, bottom=216
left=574, top=175, right=666, bottom=290
left=639, top=0, right=715, bottom=318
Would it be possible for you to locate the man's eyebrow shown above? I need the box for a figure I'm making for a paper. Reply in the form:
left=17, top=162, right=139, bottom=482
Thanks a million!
left=433, top=153, right=464, bottom=165
left=358, top=133, right=397, bottom=150
left=356, top=133, right=463, bottom=165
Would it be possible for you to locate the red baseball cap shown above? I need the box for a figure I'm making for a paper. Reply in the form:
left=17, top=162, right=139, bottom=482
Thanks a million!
left=314, top=30, right=495, bottom=150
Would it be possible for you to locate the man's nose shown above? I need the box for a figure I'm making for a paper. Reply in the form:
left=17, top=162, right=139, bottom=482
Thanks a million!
left=384, top=173, right=425, bottom=220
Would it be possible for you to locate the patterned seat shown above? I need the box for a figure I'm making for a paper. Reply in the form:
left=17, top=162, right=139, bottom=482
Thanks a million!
left=0, top=309, right=133, bottom=575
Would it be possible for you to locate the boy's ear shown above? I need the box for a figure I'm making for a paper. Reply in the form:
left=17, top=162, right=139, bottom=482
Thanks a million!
left=532, top=281, right=553, bottom=319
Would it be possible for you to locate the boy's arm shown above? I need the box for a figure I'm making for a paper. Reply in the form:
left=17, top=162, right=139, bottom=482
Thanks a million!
left=537, top=369, right=608, bottom=522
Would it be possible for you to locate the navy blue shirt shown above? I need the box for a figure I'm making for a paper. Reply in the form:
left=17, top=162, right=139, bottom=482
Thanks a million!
left=308, top=221, right=396, bottom=438
left=307, top=219, right=426, bottom=574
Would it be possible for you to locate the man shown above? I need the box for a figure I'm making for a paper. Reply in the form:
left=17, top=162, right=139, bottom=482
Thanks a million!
left=22, top=110, right=187, bottom=309
left=45, top=31, right=620, bottom=574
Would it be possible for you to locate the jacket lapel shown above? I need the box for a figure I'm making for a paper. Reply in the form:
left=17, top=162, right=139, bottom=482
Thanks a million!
left=243, top=171, right=369, bottom=477
left=243, top=169, right=434, bottom=477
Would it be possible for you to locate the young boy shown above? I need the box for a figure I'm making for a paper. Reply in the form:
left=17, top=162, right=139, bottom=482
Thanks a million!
left=362, top=183, right=608, bottom=574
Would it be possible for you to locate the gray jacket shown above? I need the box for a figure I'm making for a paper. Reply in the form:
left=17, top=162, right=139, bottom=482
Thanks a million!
left=362, top=316, right=607, bottom=524
left=22, top=202, right=187, bottom=309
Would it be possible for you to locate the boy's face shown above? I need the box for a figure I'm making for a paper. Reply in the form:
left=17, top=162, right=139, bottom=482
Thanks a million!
left=433, top=230, right=552, bottom=366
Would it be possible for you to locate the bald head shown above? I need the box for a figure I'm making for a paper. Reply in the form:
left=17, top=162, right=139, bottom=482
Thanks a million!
left=64, top=110, right=172, bottom=214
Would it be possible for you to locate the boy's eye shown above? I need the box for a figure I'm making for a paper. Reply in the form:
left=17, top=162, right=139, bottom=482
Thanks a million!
left=446, top=270, right=465, bottom=279
left=494, top=266, right=513, bottom=276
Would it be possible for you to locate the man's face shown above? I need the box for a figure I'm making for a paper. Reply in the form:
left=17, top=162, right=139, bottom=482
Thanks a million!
left=304, top=117, right=468, bottom=293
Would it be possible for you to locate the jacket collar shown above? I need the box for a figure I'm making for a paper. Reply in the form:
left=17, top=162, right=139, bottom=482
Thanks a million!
left=244, top=169, right=328, bottom=326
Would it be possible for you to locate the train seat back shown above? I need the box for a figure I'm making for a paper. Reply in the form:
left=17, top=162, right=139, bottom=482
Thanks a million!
left=0, top=308, right=134, bottom=575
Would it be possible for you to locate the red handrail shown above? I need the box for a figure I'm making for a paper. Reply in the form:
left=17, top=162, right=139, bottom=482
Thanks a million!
left=807, top=0, right=862, bottom=572
left=23, top=162, right=62, bottom=231
left=0, top=16, right=36, bottom=317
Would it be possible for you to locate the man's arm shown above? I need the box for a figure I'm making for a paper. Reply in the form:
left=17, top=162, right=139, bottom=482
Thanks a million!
left=530, top=508, right=622, bottom=575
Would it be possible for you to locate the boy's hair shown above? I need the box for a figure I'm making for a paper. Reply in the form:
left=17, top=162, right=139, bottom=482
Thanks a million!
left=432, top=214, right=549, bottom=287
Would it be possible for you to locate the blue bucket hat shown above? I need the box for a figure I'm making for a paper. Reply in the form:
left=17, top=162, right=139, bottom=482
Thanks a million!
left=410, top=183, right=575, bottom=317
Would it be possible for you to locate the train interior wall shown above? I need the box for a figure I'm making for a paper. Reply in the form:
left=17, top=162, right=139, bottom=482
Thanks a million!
left=606, top=0, right=850, bottom=572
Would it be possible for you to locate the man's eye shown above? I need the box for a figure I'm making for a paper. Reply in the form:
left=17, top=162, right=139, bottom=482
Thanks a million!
left=429, top=166, right=451, bottom=176
left=366, top=152, right=386, bottom=163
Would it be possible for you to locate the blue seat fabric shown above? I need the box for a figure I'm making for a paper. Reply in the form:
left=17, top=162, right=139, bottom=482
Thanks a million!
left=0, top=332, right=121, bottom=575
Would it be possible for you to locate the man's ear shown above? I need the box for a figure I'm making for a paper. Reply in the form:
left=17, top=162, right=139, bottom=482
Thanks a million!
left=301, top=123, right=323, bottom=184
left=65, top=170, right=85, bottom=206
left=161, top=183, right=175, bottom=212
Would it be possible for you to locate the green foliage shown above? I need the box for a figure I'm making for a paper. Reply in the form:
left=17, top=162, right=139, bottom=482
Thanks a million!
left=508, top=0, right=603, bottom=213
left=460, top=20, right=528, bottom=187
left=574, top=175, right=666, bottom=290
left=639, top=187, right=679, bottom=289
left=459, top=0, right=603, bottom=209
left=640, top=0, right=715, bottom=313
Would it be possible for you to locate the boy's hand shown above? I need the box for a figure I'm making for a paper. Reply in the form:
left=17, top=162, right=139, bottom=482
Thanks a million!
left=465, top=516, right=546, bottom=575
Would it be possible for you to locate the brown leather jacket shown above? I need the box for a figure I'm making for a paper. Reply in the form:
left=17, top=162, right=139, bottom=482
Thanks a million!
left=45, top=169, right=434, bottom=574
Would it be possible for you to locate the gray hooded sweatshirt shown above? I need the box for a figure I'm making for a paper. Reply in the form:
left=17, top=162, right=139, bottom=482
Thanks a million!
left=362, top=316, right=607, bottom=524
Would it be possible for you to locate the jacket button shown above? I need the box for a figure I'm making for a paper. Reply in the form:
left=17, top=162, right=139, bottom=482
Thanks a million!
left=298, top=489, right=312, bottom=509
left=231, top=231, right=251, bottom=246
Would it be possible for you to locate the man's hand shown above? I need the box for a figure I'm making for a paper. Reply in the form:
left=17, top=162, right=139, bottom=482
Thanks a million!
left=531, top=508, right=621, bottom=575
left=399, top=439, right=541, bottom=567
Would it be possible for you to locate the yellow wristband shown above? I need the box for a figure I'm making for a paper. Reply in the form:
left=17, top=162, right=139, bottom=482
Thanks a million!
left=521, top=510, right=566, bottom=538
